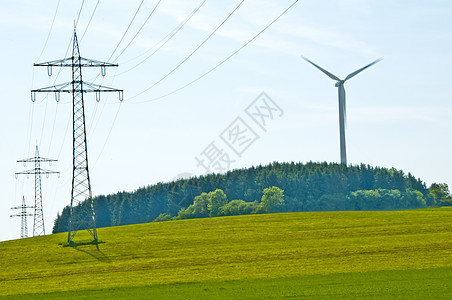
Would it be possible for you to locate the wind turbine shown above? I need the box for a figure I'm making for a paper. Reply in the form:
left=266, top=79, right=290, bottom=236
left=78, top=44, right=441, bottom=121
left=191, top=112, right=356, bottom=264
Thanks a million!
left=301, top=56, right=382, bottom=165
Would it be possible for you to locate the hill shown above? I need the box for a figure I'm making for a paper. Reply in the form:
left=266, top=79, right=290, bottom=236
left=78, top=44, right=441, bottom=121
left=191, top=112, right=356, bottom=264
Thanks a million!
left=52, top=162, right=433, bottom=233
left=1, top=208, right=452, bottom=299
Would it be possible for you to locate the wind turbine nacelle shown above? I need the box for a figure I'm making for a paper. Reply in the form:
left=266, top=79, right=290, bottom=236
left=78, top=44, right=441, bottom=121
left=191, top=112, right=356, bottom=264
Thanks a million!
left=335, top=81, right=343, bottom=87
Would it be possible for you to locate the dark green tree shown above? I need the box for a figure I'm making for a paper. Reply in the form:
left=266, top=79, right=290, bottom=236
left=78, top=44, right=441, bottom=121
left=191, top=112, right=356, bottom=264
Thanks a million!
left=429, top=183, right=451, bottom=206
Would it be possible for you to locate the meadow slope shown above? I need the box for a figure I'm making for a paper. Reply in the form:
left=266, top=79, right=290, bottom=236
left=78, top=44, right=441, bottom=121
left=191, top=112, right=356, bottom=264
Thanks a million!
left=1, top=208, right=452, bottom=298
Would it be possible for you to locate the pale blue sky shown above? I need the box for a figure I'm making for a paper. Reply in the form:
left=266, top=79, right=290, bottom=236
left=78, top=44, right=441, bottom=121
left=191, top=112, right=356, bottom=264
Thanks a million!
left=1, top=0, right=451, bottom=241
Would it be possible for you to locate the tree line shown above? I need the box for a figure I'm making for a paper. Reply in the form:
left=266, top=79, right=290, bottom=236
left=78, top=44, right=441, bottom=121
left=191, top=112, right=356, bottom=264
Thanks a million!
left=53, top=162, right=446, bottom=233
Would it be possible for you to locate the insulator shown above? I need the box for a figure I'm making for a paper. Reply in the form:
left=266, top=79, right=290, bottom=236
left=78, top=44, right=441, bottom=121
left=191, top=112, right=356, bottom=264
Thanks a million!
left=55, top=92, right=61, bottom=103
left=27, top=175, right=29, bottom=179
left=47, top=66, right=52, bottom=77
left=15, top=174, right=18, bottom=180
left=96, top=91, right=101, bottom=102
left=46, top=174, right=49, bottom=178
left=57, top=173, right=60, bottom=178
left=101, top=66, right=106, bottom=77
left=119, top=91, right=124, bottom=102
left=31, top=92, right=36, bottom=102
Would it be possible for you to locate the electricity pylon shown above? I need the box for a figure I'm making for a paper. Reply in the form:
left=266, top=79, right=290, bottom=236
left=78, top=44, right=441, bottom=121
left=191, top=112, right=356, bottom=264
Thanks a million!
left=31, top=28, right=123, bottom=245
left=16, top=145, right=59, bottom=236
left=10, top=196, right=34, bottom=239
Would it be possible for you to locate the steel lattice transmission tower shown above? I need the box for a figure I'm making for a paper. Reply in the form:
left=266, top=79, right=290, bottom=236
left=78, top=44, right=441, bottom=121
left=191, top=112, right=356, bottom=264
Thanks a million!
left=31, top=29, right=123, bottom=245
left=16, top=145, right=59, bottom=236
left=10, top=196, right=34, bottom=239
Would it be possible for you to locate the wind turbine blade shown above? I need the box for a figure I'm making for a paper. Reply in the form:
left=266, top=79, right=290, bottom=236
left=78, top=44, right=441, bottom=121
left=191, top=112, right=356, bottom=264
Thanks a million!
left=344, top=58, right=382, bottom=81
left=301, top=56, right=341, bottom=81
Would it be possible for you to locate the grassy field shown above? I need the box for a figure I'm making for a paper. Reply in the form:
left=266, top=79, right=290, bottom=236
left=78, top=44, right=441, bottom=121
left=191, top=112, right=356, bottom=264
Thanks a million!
left=1, top=208, right=452, bottom=298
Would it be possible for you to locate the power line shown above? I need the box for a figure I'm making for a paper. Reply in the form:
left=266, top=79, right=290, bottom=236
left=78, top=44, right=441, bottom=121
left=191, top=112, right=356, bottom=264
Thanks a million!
left=118, top=0, right=208, bottom=75
left=23, top=101, right=35, bottom=157
left=57, top=109, right=71, bottom=160
left=130, top=0, right=299, bottom=103
left=27, top=0, right=61, bottom=157
left=83, top=0, right=147, bottom=88
left=130, top=0, right=245, bottom=99
left=92, top=102, right=123, bottom=169
left=113, top=0, right=163, bottom=62
left=36, top=0, right=61, bottom=62
left=39, top=87, right=50, bottom=149
left=80, top=0, right=101, bottom=42
left=47, top=103, right=59, bottom=155
left=80, top=0, right=157, bottom=146
left=108, top=0, right=146, bottom=62
left=75, top=0, right=85, bottom=28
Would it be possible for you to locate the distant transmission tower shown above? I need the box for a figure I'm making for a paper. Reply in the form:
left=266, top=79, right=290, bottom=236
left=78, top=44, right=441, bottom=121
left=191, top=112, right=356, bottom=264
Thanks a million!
left=16, top=145, right=59, bottom=236
left=31, top=28, right=123, bottom=245
left=10, top=196, right=34, bottom=239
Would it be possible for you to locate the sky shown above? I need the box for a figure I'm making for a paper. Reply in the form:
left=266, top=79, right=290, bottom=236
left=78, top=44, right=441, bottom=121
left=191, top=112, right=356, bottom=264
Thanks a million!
left=0, top=0, right=451, bottom=242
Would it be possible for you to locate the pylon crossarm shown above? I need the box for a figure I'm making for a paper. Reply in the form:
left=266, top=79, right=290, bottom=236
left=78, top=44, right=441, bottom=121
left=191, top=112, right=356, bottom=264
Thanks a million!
left=34, top=57, right=73, bottom=67
left=82, top=82, right=123, bottom=93
left=31, top=82, right=73, bottom=93
left=10, top=214, right=33, bottom=217
left=31, top=82, right=124, bottom=102
left=34, top=57, right=118, bottom=68
left=31, top=82, right=71, bottom=102
left=17, top=157, right=57, bottom=163
left=83, top=82, right=124, bottom=101
left=78, top=57, right=118, bottom=67
left=11, top=205, right=34, bottom=210
left=16, top=169, right=60, bottom=176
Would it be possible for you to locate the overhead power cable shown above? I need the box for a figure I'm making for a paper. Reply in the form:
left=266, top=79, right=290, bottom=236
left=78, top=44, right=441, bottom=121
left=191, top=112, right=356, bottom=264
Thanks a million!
left=113, top=0, right=163, bottom=62
left=27, top=0, right=61, bottom=156
left=107, top=0, right=146, bottom=62
left=119, top=0, right=208, bottom=75
left=80, top=0, right=101, bottom=42
left=92, top=103, right=123, bottom=169
left=130, top=0, right=299, bottom=103
left=75, top=0, right=85, bottom=28
left=130, top=0, right=245, bottom=99
left=36, top=0, right=61, bottom=62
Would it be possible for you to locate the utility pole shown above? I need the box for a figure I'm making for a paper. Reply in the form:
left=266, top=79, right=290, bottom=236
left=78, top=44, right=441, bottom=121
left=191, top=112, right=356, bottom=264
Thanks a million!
left=31, top=28, right=123, bottom=245
left=10, top=196, right=34, bottom=239
left=16, top=145, right=59, bottom=236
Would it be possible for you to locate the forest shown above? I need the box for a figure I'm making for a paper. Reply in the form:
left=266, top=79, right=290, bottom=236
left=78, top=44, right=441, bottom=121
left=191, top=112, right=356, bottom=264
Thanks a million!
left=52, top=162, right=447, bottom=233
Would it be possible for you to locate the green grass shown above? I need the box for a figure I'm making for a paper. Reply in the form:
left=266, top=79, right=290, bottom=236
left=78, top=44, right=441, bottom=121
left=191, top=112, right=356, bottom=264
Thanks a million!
left=1, top=208, right=452, bottom=298
left=3, top=268, right=452, bottom=299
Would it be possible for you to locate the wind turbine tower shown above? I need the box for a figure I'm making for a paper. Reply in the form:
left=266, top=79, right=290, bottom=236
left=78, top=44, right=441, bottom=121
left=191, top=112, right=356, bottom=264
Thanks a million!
left=302, top=56, right=382, bottom=165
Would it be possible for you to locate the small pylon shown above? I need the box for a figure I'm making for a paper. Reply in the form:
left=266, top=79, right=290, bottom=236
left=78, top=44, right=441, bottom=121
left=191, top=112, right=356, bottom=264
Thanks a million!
left=10, top=196, right=34, bottom=239
left=16, top=145, right=59, bottom=236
